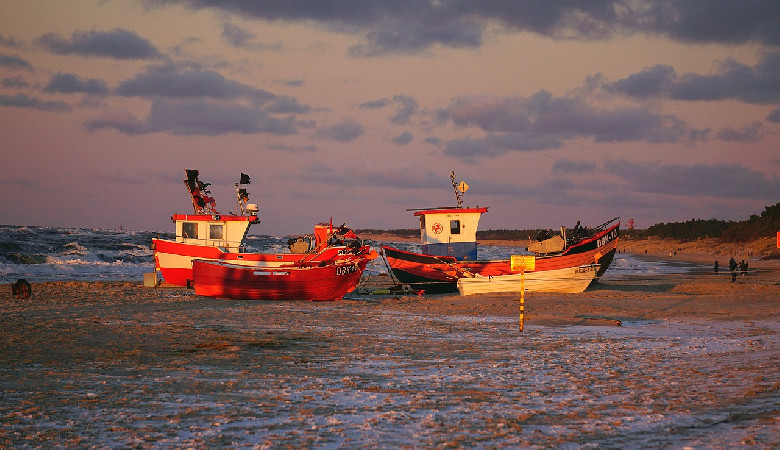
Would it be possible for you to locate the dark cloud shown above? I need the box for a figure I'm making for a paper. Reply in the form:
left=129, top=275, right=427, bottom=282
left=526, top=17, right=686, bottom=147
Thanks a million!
left=390, top=131, right=413, bottom=145
left=604, top=159, right=780, bottom=198
left=147, top=1, right=780, bottom=56
left=390, top=95, right=418, bottom=125
left=265, top=95, right=310, bottom=114
left=631, top=0, right=780, bottom=46
left=605, top=65, right=676, bottom=99
left=359, top=98, right=390, bottom=109
left=768, top=108, right=780, bottom=123
left=116, top=64, right=267, bottom=99
left=43, top=73, right=109, bottom=95
left=115, top=64, right=310, bottom=114
left=606, top=52, right=780, bottom=104
left=424, top=136, right=442, bottom=146
left=145, top=99, right=298, bottom=135
left=552, top=159, right=597, bottom=174
left=35, top=29, right=162, bottom=59
left=0, top=93, right=70, bottom=112
left=716, top=122, right=765, bottom=143
left=444, top=133, right=563, bottom=160
left=316, top=117, right=364, bottom=142
left=0, top=34, right=23, bottom=47
left=86, top=99, right=300, bottom=135
left=84, top=109, right=147, bottom=134
left=348, top=15, right=483, bottom=57
left=278, top=78, right=304, bottom=87
left=441, top=91, right=700, bottom=160
left=0, top=54, right=33, bottom=70
left=221, top=22, right=282, bottom=51
left=2, top=75, right=29, bottom=88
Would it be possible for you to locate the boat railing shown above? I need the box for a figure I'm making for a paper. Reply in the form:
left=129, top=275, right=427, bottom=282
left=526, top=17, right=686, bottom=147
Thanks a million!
left=594, top=217, right=620, bottom=231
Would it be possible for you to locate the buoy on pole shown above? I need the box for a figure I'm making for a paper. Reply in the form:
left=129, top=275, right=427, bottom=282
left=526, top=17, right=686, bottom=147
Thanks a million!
left=511, top=255, right=536, bottom=333
left=519, top=270, right=525, bottom=332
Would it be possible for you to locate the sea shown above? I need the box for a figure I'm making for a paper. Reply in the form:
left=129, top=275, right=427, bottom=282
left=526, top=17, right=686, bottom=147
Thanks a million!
left=0, top=224, right=701, bottom=284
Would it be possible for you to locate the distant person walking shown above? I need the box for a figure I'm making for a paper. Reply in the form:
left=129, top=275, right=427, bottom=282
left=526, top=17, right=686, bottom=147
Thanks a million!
left=714, top=260, right=719, bottom=275
left=729, top=257, right=737, bottom=283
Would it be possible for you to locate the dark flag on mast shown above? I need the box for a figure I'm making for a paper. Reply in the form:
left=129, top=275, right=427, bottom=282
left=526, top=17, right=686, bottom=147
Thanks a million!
left=240, top=173, right=251, bottom=185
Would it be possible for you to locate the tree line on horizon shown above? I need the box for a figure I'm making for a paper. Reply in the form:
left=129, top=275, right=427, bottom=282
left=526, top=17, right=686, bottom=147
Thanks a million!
left=357, top=202, right=779, bottom=243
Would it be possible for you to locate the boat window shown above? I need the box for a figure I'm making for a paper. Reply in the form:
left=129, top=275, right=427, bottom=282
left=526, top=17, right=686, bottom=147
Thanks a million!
left=182, top=222, right=198, bottom=239
left=210, top=224, right=224, bottom=240
left=450, top=220, right=461, bottom=234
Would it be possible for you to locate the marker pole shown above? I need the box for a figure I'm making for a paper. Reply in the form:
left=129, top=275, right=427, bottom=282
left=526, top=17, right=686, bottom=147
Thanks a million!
left=519, top=270, right=525, bottom=332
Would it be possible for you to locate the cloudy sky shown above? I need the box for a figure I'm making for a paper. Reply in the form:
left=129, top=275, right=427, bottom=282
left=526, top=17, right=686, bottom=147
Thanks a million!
left=1, top=1, right=778, bottom=234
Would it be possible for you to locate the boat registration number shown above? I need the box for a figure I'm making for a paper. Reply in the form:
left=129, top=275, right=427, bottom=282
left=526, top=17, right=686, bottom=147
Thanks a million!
left=336, top=265, right=359, bottom=276
left=574, top=266, right=595, bottom=274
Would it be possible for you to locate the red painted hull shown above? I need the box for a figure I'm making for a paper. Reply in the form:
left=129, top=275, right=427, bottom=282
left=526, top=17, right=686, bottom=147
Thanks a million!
left=191, top=259, right=367, bottom=301
left=153, top=238, right=374, bottom=287
left=383, top=222, right=619, bottom=294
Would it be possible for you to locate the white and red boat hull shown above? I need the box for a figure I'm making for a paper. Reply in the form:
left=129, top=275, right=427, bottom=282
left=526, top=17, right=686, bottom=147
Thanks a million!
left=191, top=259, right=367, bottom=301
left=457, top=264, right=599, bottom=296
left=153, top=238, right=373, bottom=287
left=383, top=221, right=619, bottom=294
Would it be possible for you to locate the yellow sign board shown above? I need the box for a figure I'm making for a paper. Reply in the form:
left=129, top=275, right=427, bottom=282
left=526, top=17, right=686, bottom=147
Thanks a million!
left=511, top=255, right=536, bottom=272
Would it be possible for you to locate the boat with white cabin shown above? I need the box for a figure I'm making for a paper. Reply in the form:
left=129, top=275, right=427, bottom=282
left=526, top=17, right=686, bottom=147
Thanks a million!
left=152, top=169, right=376, bottom=287
left=381, top=172, right=619, bottom=294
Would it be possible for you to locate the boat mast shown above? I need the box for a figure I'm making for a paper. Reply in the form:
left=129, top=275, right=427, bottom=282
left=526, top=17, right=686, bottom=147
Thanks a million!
left=451, top=171, right=462, bottom=208
left=450, top=171, right=469, bottom=208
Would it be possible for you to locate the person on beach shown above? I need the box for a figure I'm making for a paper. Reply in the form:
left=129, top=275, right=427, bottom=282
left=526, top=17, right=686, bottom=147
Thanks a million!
left=714, top=260, right=719, bottom=275
left=729, top=257, right=737, bottom=282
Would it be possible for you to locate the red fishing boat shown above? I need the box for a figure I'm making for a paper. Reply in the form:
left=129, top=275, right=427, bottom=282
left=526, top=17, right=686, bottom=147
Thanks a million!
left=152, top=170, right=376, bottom=287
left=381, top=172, right=619, bottom=294
left=192, top=257, right=369, bottom=301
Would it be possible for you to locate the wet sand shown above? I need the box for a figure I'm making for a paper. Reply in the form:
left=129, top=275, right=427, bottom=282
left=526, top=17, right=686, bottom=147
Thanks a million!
left=1, top=254, right=778, bottom=447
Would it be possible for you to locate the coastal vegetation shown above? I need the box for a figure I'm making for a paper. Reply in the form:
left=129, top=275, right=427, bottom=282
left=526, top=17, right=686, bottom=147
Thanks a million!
left=644, top=202, right=779, bottom=242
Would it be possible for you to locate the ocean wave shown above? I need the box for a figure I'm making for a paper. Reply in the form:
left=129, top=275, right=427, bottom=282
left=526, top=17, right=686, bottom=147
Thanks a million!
left=0, top=225, right=693, bottom=282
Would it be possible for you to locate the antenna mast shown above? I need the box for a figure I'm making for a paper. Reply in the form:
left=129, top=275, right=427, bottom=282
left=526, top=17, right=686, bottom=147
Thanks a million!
left=450, top=171, right=461, bottom=208
left=450, top=171, right=469, bottom=208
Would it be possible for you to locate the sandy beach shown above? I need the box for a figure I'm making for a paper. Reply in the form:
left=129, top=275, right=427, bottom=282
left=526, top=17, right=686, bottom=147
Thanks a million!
left=1, top=246, right=778, bottom=447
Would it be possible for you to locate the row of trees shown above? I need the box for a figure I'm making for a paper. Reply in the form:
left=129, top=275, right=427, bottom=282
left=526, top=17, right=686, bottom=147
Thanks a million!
left=647, top=202, right=779, bottom=242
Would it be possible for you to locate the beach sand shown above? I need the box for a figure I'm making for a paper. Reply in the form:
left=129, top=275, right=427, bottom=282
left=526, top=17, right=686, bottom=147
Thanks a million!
left=1, top=249, right=778, bottom=447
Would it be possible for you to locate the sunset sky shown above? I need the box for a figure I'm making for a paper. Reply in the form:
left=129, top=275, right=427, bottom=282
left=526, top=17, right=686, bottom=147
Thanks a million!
left=1, top=1, right=778, bottom=235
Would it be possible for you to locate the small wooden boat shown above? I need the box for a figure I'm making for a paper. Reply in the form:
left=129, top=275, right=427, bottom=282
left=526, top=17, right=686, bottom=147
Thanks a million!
left=456, top=264, right=599, bottom=296
left=192, top=258, right=368, bottom=301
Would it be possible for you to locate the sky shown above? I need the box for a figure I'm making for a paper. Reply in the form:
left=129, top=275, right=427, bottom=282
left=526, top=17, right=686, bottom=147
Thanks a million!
left=1, top=0, right=778, bottom=235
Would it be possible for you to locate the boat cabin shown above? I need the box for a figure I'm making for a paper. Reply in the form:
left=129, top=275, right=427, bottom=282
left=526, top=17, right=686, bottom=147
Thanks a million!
left=168, top=169, right=260, bottom=253
left=414, top=207, right=488, bottom=260
left=171, top=211, right=259, bottom=253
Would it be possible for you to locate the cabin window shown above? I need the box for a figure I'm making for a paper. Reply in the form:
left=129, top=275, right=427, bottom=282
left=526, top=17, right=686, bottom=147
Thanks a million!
left=182, top=222, right=198, bottom=239
left=450, top=220, right=461, bottom=234
left=209, top=224, right=224, bottom=240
